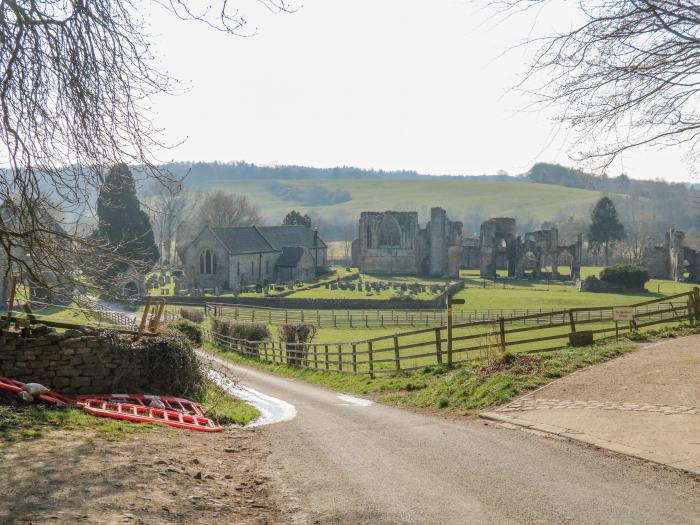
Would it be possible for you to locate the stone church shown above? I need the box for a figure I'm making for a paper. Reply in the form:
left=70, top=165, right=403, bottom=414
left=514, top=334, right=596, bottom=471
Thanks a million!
left=351, top=207, right=463, bottom=277
left=179, top=225, right=328, bottom=290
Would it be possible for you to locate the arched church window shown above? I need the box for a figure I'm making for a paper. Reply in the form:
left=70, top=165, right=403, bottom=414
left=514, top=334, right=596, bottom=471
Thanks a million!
left=378, top=215, right=401, bottom=247
left=199, top=249, right=217, bottom=274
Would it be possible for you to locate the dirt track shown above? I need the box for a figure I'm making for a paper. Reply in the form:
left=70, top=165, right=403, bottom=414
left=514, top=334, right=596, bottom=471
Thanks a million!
left=202, top=350, right=700, bottom=525
left=0, top=427, right=286, bottom=524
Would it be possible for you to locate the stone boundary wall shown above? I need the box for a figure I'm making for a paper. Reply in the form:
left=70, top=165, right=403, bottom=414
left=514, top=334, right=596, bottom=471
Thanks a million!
left=1, top=326, right=157, bottom=395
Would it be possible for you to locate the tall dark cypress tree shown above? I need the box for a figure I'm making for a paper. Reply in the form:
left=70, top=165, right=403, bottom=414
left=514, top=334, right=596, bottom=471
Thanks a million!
left=588, top=196, right=626, bottom=266
left=96, top=163, right=159, bottom=271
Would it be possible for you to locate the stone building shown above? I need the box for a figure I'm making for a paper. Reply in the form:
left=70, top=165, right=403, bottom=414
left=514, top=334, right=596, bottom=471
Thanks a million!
left=178, top=224, right=328, bottom=290
left=351, top=207, right=462, bottom=277
left=641, top=229, right=699, bottom=282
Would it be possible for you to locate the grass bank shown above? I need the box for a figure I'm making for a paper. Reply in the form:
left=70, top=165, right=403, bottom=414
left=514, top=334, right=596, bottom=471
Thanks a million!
left=207, top=322, right=700, bottom=414
left=206, top=339, right=637, bottom=414
left=0, top=399, right=150, bottom=449
left=0, top=382, right=260, bottom=449
left=201, top=382, right=260, bottom=426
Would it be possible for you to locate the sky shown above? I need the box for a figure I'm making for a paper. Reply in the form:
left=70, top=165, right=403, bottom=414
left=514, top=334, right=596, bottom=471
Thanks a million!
left=145, top=0, right=694, bottom=183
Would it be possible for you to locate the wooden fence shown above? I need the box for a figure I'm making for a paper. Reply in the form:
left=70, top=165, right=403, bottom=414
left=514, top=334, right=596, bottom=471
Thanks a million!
left=204, top=301, right=690, bottom=328
left=207, top=289, right=700, bottom=377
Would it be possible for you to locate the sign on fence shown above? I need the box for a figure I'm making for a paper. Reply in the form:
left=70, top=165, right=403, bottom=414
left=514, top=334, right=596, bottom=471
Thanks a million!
left=612, top=306, right=635, bottom=321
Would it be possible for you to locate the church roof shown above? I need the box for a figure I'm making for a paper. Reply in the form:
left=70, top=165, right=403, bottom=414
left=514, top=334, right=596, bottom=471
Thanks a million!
left=206, top=225, right=326, bottom=255
left=258, top=225, right=327, bottom=251
left=210, top=227, right=277, bottom=255
left=275, top=246, right=305, bottom=268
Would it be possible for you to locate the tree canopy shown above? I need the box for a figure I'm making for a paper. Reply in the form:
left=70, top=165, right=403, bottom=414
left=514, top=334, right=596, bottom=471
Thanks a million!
left=588, top=197, right=626, bottom=264
left=96, top=164, right=159, bottom=272
left=0, top=0, right=291, bottom=294
left=501, top=0, right=700, bottom=172
left=283, top=210, right=312, bottom=228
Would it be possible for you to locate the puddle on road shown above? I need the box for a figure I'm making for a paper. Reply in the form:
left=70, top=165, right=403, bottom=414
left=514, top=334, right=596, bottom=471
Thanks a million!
left=207, top=370, right=297, bottom=427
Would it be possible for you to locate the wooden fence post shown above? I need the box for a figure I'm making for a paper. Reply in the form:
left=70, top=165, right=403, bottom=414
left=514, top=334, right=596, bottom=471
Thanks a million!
left=368, top=341, right=374, bottom=379
left=499, top=317, right=506, bottom=353
left=352, top=344, right=357, bottom=373
left=4, top=276, right=17, bottom=329
left=447, top=301, right=453, bottom=367
left=325, top=344, right=330, bottom=370
left=151, top=299, right=166, bottom=333
left=313, top=345, right=318, bottom=369
left=434, top=327, right=442, bottom=365
left=136, top=296, right=152, bottom=340
left=393, top=336, right=401, bottom=371
left=568, top=309, right=576, bottom=333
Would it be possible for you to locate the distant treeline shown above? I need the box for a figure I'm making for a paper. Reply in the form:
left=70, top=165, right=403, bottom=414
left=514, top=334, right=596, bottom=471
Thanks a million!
left=526, top=162, right=698, bottom=232
left=165, top=161, right=515, bottom=184
left=526, top=162, right=694, bottom=197
left=268, top=183, right=351, bottom=206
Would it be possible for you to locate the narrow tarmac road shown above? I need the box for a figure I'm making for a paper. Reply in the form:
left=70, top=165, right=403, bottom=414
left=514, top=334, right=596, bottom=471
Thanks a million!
left=200, top=351, right=700, bottom=525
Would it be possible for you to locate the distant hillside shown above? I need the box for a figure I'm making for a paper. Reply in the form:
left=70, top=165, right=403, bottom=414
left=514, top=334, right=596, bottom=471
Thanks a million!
left=167, top=161, right=696, bottom=241
left=186, top=175, right=606, bottom=237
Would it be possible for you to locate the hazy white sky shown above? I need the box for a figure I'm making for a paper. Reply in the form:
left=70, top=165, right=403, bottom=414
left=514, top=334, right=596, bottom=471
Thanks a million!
left=146, top=0, right=693, bottom=182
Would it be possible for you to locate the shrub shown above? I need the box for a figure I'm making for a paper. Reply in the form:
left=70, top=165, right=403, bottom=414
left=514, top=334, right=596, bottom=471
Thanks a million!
left=278, top=323, right=317, bottom=366
left=169, top=319, right=203, bottom=345
left=136, top=330, right=205, bottom=400
left=98, top=329, right=205, bottom=400
left=599, top=264, right=649, bottom=288
left=180, top=307, right=204, bottom=324
left=211, top=318, right=270, bottom=354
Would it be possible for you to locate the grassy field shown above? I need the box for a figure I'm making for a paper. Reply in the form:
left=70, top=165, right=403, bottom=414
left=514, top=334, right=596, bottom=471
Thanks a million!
left=454, top=267, right=698, bottom=311
left=200, top=177, right=609, bottom=224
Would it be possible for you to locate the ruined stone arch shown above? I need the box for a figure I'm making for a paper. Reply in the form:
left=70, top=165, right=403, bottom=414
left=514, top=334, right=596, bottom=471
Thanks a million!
left=378, top=214, right=402, bottom=247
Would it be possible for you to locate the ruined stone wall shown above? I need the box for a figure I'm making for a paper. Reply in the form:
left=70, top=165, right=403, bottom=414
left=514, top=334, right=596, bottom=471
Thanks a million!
left=357, top=211, right=422, bottom=274
left=0, top=327, right=171, bottom=395
left=428, top=207, right=447, bottom=276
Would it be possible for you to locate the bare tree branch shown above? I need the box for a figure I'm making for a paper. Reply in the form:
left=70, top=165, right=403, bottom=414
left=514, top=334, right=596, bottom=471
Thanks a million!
left=497, top=0, right=700, bottom=173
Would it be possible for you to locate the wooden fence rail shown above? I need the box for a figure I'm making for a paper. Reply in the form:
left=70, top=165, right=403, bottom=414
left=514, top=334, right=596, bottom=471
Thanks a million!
left=204, top=301, right=688, bottom=328
left=206, top=289, right=700, bottom=377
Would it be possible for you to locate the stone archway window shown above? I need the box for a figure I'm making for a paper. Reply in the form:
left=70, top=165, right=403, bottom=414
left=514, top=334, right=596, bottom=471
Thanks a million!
left=199, top=249, right=217, bottom=275
left=378, top=215, right=401, bottom=247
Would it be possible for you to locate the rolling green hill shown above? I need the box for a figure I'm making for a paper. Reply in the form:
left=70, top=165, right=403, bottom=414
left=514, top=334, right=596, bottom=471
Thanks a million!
left=197, top=177, right=608, bottom=227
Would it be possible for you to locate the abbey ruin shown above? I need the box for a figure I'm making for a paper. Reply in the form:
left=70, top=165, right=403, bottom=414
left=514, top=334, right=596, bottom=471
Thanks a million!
left=351, top=209, right=583, bottom=280
left=461, top=218, right=583, bottom=280
left=351, top=208, right=463, bottom=277
left=641, top=229, right=700, bottom=282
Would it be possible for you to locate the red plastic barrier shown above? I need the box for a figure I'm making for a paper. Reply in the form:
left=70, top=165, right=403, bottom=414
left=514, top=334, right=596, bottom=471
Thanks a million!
left=0, top=377, right=222, bottom=432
